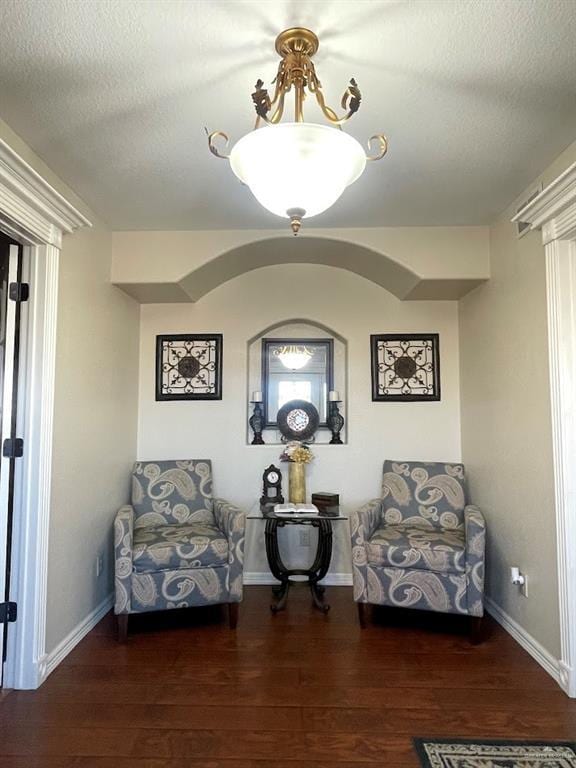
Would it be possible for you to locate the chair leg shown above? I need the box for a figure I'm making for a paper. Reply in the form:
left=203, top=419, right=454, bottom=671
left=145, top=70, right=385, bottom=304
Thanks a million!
left=228, top=603, right=239, bottom=629
left=117, top=614, right=129, bottom=643
left=469, top=615, right=484, bottom=645
left=357, top=602, right=369, bottom=629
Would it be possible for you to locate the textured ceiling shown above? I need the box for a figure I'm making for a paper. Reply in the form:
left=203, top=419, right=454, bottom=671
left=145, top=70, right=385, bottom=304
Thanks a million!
left=0, top=0, right=575, bottom=230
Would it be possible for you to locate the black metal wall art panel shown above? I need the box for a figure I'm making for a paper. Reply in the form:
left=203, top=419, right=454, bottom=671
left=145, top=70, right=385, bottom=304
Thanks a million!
left=370, top=333, right=440, bottom=401
left=156, top=334, right=223, bottom=400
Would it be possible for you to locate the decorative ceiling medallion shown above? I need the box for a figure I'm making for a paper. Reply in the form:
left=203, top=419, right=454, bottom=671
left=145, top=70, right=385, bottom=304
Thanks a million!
left=207, top=27, right=388, bottom=235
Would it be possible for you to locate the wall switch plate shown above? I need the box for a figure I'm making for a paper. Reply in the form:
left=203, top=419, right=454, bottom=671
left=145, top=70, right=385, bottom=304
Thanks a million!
left=299, top=529, right=310, bottom=547
left=96, top=552, right=104, bottom=578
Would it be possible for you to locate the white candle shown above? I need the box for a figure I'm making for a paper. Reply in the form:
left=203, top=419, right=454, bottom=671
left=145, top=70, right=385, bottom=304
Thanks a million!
left=328, top=390, right=340, bottom=401
left=252, top=391, right=263, bottom=402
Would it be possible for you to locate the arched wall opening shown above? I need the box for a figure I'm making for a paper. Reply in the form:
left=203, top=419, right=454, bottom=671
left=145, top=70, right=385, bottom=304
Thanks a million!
left=246, top=317, right=349, bottom=445
left=113, top=229, right=488, bottom=303
left=180, top=237, right=420, bottom=302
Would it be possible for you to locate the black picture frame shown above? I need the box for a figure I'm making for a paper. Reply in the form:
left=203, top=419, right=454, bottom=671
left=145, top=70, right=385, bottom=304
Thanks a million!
left=156, top=333, right=223, bottom=401
left=261, top=338, right=334, bottom=427
left=370, top=333, right=440, bottom=402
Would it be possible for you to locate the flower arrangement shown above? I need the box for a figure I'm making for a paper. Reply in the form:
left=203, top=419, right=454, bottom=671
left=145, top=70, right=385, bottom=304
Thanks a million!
left=279, top=441, right=314, bottom=464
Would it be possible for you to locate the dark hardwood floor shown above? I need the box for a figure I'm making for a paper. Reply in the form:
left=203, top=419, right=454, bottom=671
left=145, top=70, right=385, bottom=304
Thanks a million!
left=1, top=585, right=575, bottom=767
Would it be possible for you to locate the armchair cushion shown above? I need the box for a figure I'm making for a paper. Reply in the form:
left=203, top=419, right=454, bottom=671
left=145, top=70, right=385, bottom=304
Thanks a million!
left=131, top=460, right=214, bottom=527
left=382, top=461, right=468, bottom=529
left=367, top=524, right=466, bottom=574
left=132, top=522, right=228, bottom=573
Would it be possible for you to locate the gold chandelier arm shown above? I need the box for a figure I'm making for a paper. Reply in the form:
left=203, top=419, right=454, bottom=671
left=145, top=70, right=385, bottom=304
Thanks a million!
left=312, top=87, right=340, bottom=123
left=206, top=129, right=231, bottom=160
left=269, top=87, right=287, bottom=123
left=366, top=134, right=388, bottom=161
left=310, top=78, right=361, bottom=126
left=256, top=89, right=287, bottom=126
left=252, top=78, right=286, bottom=128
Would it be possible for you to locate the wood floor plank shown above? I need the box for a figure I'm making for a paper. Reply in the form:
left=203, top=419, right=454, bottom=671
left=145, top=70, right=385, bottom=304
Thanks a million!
left=0, top=760, right=416, bottom=768
left=303, top=706, right=576, bottom=737
left=48, top=664, right=302, bottom=686
left=2, top=682, right=441, bottom=709
left=300, top=666, right=557, bottom=689
left=0, top=586, right=574, bottom=768
left=0, top=701, right=302, bottom=731
left=0, top=725, right=417, bottom=762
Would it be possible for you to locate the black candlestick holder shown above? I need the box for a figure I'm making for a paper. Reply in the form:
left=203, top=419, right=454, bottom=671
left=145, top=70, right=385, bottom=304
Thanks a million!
left=327, top=400, right=344, bottom=445
left=249, top=401, right=265, bottom=445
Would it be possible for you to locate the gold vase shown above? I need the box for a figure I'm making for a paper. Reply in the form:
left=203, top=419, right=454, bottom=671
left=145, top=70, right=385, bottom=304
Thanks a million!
left=288, top=461, right=306, bottom=503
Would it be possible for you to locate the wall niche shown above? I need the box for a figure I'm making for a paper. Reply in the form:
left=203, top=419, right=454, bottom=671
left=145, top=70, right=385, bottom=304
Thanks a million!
left=247, top=319, right=347, bottom=445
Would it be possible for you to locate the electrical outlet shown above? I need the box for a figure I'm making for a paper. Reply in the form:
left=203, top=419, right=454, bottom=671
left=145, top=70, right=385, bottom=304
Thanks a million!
left=96, top=552, right=104, bottom=578
left=299, top=529, right=310, bottom=547
left=511, top=566, right=528, bottom=597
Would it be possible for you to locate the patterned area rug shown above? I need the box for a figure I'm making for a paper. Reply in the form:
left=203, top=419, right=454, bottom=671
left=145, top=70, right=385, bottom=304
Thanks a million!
left=414, top=739, right=576, bottom=767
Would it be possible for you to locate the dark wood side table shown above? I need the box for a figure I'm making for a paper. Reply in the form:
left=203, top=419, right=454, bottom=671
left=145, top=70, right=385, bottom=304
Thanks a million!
left=247, top=503, right=348, bottom=613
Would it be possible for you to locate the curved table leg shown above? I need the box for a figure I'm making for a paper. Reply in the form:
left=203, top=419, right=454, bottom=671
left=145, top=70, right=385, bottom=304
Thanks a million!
left=265, top=518, right=291, bottom=612
left=263, top=517, right=335, bottom=613
left=270, top=580, right=290, bottom=612
left=309, top=519, right=333, bottom=613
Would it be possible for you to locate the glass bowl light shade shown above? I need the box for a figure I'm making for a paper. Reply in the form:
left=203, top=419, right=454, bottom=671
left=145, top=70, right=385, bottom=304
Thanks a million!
left=276, top=345, right=313, bottom=370
left=229, top=122, right=366, bottom=219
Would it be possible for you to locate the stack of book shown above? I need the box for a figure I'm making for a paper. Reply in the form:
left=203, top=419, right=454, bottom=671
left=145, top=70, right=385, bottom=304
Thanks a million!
left=273, top=503, right=319, bottom=517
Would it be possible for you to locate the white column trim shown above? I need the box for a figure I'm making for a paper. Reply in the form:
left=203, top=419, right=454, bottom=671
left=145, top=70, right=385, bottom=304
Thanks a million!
left=513, top=160, right=576, bottom=235
left=0, top=139, right=90, bottom=247
left=545, top=239, right=576, bottom=696
left=513, top=166, right=576, bottom=696
left=0, top=141, right=90, bottom=688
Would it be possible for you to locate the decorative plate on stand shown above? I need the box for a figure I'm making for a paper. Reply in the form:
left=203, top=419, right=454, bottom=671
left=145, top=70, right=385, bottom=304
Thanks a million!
left=276, top=399, right=319, bottom=442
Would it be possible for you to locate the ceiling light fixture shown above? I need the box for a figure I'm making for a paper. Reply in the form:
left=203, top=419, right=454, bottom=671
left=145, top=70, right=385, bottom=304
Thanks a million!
left=207, top=27, right=388, bottom=235
left=274, top=344, right=314, bottom=370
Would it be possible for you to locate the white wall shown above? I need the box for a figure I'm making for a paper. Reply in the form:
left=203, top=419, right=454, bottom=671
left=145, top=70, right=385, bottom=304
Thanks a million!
left=459, top=138, right=576, bottom=659
left=0, top=118, right=140, bottom=655
left=46, top=222, right=139, bottom=651
left=138, top=263, right=462, bottom=577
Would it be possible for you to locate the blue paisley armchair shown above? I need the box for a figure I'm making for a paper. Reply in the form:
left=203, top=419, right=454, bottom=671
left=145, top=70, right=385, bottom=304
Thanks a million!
left=351, top=461, right=485, bottom=639
left=114, top=460, right=245, bottom=640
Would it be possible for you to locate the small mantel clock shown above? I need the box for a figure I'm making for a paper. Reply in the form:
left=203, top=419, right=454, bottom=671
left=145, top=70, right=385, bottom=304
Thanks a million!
left=260, top=464, right=284, bottom=506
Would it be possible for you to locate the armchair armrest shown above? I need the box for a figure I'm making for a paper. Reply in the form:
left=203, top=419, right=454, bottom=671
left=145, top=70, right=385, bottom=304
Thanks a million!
left=351, top=499, right=383, bottom=543
left=464, top=504, right=486, bottom=616
left=213, top=498, right=246, bottom=602
left=350, top=499, right=384, bottom=602
left=114, top=504, right=134, bottom=615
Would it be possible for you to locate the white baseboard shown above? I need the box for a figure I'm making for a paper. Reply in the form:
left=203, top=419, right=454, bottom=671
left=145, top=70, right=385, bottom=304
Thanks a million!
left=244, top=571, right=353, bottom=587
left=41, top=593, right=113, bottom=683
left=37, top=588, right=566, bottom=694
left=485, top=596, right=563, bottom=689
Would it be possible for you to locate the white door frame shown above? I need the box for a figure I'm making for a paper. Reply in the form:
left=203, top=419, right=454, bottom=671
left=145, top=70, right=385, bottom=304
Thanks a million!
left=513, top=161, right=576, bottom=697
left=0, top=241, right=21, bottom=685
left=0, top=139, right=90, bottom=688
